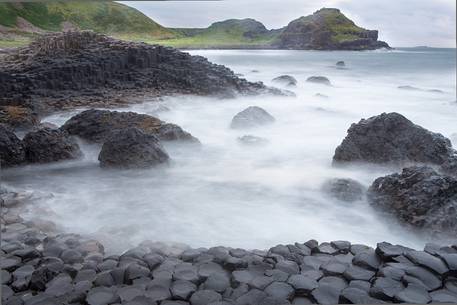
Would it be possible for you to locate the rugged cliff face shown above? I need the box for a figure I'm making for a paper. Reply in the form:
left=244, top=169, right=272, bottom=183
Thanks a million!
left=274, top=8, right=390, bottom=50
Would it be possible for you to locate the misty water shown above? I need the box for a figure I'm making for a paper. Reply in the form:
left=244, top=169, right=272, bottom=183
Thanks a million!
left=3, top=48, right=456, bottom=253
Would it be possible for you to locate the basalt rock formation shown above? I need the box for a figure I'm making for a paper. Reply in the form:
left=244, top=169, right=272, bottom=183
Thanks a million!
left=2, top=188, right=457, bottom=305
left=0, top=31, right=277, bottom=115
left=61, top=109, right=199, bottom=144
left=368, top=166, right=457, bottom=237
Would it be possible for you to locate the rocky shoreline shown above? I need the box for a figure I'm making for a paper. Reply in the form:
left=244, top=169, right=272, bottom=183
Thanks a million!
left=0, top=31, right=287, bottom=130
left=2, top=188, right=457, bottom=305
left=2, top=108, right=457, bottom=304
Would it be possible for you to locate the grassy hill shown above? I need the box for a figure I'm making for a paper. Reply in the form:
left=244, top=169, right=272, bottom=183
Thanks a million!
left=0, top=1, right=176, bottom=47
left=0, top=3, right=388, bottom=50
left=142, top=19, right=279, bottom=48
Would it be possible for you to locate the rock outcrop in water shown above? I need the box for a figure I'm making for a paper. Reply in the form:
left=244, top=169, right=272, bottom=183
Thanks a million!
left=98, top=128, right=169, bottom=169
left=368, top=166, right=457, bottom=237
left=61, top=109, right=199, bottom=144
left=322, top=178, right=366, bottom=202
left=23, top=127, right=82, bottom=164
left=272, top=75, right=297, bottom=87
left=1, top=188, right=457, bottom=305
left=0, top=31, right=279, bottom=117
left=306, top=76, right=331, bottom=85
left=230, top=106, right=275, bottom=129
left=333, top=112, right=457, bottom=175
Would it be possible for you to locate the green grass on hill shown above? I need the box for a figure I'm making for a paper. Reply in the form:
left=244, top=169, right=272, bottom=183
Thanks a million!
left=0, top=2, right=175, bottom=38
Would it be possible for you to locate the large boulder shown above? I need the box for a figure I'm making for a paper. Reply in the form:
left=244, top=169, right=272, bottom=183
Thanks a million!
left=322, top=178, right=366, bottom=202
left=98, top=128, right=169, bottom=169
left=61, top=109, right=199, bottom=144
left=368, top=166, right=457, bottom=236
left=0, top=125, right=25, bottom=167
left=230, top=106, right=275, bottom=129
left=272, top=75, right=297, bottom=87
left=333, top=113, right=457, bottom=173
left=23, top=128, right=82, bottom=163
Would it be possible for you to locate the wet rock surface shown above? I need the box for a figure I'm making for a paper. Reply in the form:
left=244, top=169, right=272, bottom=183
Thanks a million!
left=22, top=127, right=83, bottom=163
left=98, top=128, right=170, bottom=169
left=321, top=178, right=366, bottom=202
left=306, top=76, right=331, bottom=86
left=0, top=31, right=278, bottom=115
left=230, top=106, right=275, bottom=129
left=61, top=109, right=199, bottom=144
left=272, top=75, right=297, bottom=87
left=2, top=189, right=456, bottom=305
left=333, top=112, right=457, bottom=174
left=368, top=166, right=457, bottom=236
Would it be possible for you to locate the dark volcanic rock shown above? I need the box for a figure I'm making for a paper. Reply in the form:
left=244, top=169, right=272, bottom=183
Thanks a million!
left=321, top=178, right=366, bottom=202
left=306, top=76, right=331, bottom=85
left=0, top=31, right=274, bottom=109
left=333, top=112, right=457, bottom=173
left=61, top=109, right=199, bottom=144
left=275, top=8, right=390, bottom=51
left=98, top=128, right=170, bottom=169
left=230, top=106, right=275, bottom=129
left=0, top=125, right=25, bottom=167
left=368, top=166, right=457, bottom=236
left=22, top=127, right=82, bottom=163
left=336, top=61, right=345, bottom=67
left=272, top=75, right=297, bottom=87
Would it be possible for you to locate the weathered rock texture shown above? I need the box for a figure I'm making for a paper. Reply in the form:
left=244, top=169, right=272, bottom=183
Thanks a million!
left=61, top=109, right=199, bottom=144
left=0, top=106, right=38, bottom=130
left=0, top=125, right=25, bottom=167
left=0, top=31, right=278, bottom=115
left=368, top=166, right=457, bottom=237
left=23, top=127, right=82, bottom=163
left=230, top=106, right=275, bottom=129
left=333, top=112, right=457, bottom=175
left=98, top=128, right=170, bottom=169
left=275, top=8, right=390, bottom=50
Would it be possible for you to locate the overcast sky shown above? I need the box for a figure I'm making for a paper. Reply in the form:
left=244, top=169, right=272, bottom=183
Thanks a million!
left=120, top=0, right=456, bottom=47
